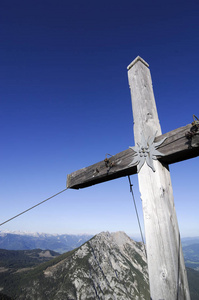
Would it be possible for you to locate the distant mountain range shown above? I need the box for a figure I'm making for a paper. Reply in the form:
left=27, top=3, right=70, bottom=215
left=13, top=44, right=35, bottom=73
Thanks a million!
left=0, top=231, right=199, bottom=271
left=0, top=231, right=199, bottom=299
left=0, top=231, right=93, bottom=253
left=181, top=237, right=199, bottom=271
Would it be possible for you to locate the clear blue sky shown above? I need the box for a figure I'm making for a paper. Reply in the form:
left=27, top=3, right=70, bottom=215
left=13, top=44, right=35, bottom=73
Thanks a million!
left=1, top=0, right=198, bottom=238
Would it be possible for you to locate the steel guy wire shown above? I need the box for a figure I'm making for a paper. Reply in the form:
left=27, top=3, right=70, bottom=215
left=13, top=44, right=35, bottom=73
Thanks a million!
left=0, top=188, right=68, bottom=227
left=128, top=175, right=147, bottom=258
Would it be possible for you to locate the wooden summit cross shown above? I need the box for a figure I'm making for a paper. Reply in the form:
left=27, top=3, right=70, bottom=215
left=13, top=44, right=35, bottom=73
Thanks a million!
left=67, top=56, right=199, bottom=300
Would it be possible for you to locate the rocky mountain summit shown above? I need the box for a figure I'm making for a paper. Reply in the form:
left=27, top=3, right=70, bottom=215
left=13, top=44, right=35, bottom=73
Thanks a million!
left=18, top=231, right=149, bottom=299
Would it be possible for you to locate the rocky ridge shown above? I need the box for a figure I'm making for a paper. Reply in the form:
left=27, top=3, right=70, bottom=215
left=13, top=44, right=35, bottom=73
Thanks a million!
left=18, top=231, right=149, bottom=299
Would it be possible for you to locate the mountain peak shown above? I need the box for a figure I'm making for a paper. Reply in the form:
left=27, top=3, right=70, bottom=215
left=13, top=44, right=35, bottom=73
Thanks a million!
left=19, top=231, right=149, bottom=299
left=111, top=231, right=133, bottom=246
left=95, top=231, right=140, bottom=253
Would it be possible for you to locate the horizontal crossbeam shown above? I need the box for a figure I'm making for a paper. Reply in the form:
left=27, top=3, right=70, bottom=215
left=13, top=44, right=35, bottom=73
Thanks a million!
left=67, top=123, right=199, bottom=189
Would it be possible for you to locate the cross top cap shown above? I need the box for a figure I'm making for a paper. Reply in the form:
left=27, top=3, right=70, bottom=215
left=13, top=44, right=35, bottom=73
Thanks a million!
left=127, top=56, right=149, bottom=70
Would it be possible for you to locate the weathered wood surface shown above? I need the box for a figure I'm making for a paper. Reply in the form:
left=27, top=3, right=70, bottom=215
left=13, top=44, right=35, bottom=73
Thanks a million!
left=67, top=123, right=199, bottom=189
left=67, top=148, right=137, bottom=189
left=157, top=123, right=199, bottom=163
left=128, top=56, right=190, bottom=299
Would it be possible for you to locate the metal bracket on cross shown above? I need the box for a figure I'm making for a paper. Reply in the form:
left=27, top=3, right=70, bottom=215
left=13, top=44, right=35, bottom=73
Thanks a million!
left=129, top=132, right=167, bottom=172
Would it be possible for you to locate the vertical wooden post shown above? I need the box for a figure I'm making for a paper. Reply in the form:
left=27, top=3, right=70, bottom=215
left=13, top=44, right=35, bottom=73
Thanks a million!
left=127, top=57, right=190, bottom=299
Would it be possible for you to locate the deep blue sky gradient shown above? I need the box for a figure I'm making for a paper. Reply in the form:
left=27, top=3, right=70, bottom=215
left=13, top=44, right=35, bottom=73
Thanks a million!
left=1, top=0, right=199, bottom=237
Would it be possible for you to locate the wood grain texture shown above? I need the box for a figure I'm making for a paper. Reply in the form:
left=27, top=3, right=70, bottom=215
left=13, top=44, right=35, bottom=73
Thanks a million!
left=67, top=148, right=137, bottom=189
left=157, top=123, right=199, bottom=164
left=128, top=57, right=190, bottom=300
left=67, top=123, right=199, bottom=189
